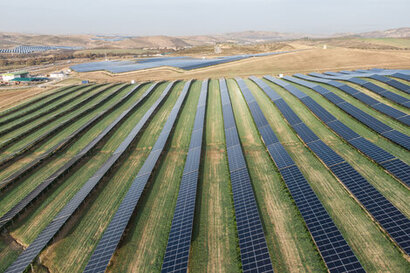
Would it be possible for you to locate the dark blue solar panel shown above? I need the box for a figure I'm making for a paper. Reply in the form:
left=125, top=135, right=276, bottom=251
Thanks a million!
left=5, top=81, right=178, bottom=273
left=275, top=99, right=303, bottom=125
left=337, top=103, right=392, bottom=134
left=307, top=140, right=345, bottom=166
left=380, top=159, right=410, bottom=186
left=0, top=83, right=148, bottom=229
left=267, top=142, right=295, bottom=169
left=322, top=92, right=345, bottom=105
left=351, top=92, right=379, bottom=106
left=220, top=78, right=274, bottom=273
left=264, top=76, right=410, bottom=186
left=329, top=162, right=410, bottom=255
left=372, top=104, right=408, bottom=120
left=300, top=97, right=337, bottom=123
left=391, top=73, right=410, bottom=83
left=293, top=73, right=409, bottom=124
left=348, top=137, right=395, bottom=163
left=161, top=80, right=208, bottom=273
left=381, top=130, right=410, bottom=150
left=338, top=85, right=359, bottom=96
left=243, top=77, right=365, bottom=273
left=326, top=121, right=360, bottom=141
left=83, top=81, right=192, bottom=273
left=293, top=123, right=319, bottom=144
left=260, top=76, right=410, bottom=255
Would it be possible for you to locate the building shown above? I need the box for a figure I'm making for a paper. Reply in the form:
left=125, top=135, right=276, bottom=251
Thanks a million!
left=49, top=72, right=66, bottom=79
left=1, top=71, right=29, bottom=82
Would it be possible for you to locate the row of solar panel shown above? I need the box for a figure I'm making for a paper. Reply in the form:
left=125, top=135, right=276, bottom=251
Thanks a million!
left=282, top=76, right=410, bottom=150
left=259, top=76, right=410, bottom=255
left=5, top=81, right=175, bottom=273
left=0, top=84, right=145, bottom=230
left=0, top=85, right=79, bottom=120
left=239, top=77, right=365, bottom=273
left=0, top=45, right=82, bottom=54
left=0, top=84, right=93, bottom=129
left=334, top=70, right=410, bottom=94
left=332, top=70, right=410, bottom=97
left=311, top=72, right=410, bottom=108
left=0, top=84, right=125, bottom=167
left=293, top=74, right=410, bottom=126
left=220, top=78, right=274, bottom=273
left=266, top=75, right=410, bottom=185
left=161, top=80, right=208, bottom=273
left=83, top=81, right=193, bottom=273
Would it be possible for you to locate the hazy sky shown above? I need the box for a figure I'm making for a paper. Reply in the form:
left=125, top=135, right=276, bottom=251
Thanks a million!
left=1, top=0, right=409, bottom=36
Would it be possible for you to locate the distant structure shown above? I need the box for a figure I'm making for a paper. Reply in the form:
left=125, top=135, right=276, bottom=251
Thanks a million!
left=2, top=71, right=29, bottom=82
left=214, top=44, right=222, bottom=54
left=49, top=71, right=67, bottom=79
left=323, top=44, right=327, bottom=50
left=278, top=74, right=284, bottom=78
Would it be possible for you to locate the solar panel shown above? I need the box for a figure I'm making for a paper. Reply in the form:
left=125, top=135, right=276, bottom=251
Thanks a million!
left=5, top=81, right=178, bottom=273
left=251, top=76, right=410, bottom=256
left=292, top=74, right=409, bottom=124
left=243, top=77, right=365, bottom=273
left=264, top=77, right=410, bottom=186
left=160, top=80, right=208, bottom=273
left=284, top=76, right=410, bottom=150
left=220, top=78, right=274, bottom=273
left=82, top=81, right=192, bottom=273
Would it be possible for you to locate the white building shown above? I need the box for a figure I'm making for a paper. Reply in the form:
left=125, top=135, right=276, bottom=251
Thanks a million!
left=49, top=72, right=66, bottom=79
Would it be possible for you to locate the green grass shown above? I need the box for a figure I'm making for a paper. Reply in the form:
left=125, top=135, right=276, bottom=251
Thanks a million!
left=0, top=84, right=88, bottom=125
left=342, top=81, right=409, bottom=113
left=189, top=79, right=241, bottom=273
left=227, top=79, right=326, bottom=272
left=0, top=85, right=81, bottom=119
left=362, top=78, right=410, bottom=99
left=277, top=80, right=410, bottom=164
left=0, top=84, right=123, bottom=156
left=0, top=85, right=108, bottom=140
left=0, top=84, right=136, bottom=183
left=0, top=83, right=152, bottom=217
left=35, top=81, right=187, bottom=273
left=358, top=38, right=410, bottom=49
left=255, top=78, right=410, bottom=272
left=256, top=79, right=410, bottom=216
left=313, top=83, right=409, bottom=135
left=105, top=81, right=200, bottom=272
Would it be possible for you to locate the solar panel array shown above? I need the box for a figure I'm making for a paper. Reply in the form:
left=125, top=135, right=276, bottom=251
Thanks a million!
left=367, top=74, right=410, bottom=94
left=0, top=85, right=76, bottom=120
left=0, top=84, right=125, bottom=165
left=293, top=74, right=410, bottom=126
left=0, top=84, right=91, bottom=129
left=241, top=77, right=365, bottom=273
left=71, top=51, right=294, bottom=73
left=83, top=80, right=192, bottom=273
left=0, top=45, right=82, bottom=54
left=220, top=78, right=274, bottom=273
left=282, top=76, right=410, bottom=150
left=0, top=83, right=153, bottom=230
left=5, top=81, right=176, bottom=273
left=264, top=76, right=410, bottom=186
left=260, top=76, right=410, bottom=255
left=161, top=80, right=208, bottom=273
left=391, top=73, right=410, bottom=82
left=309, top=72, right=410, bottom=108
left=0, top=84, right=103, bottom=138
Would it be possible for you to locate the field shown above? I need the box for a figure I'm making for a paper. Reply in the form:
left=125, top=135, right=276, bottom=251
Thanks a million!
left=0, top=56, right=409, bottom=273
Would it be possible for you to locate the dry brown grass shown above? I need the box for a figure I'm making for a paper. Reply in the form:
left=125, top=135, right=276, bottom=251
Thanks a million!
left=70, top=47, right=410, bottom=83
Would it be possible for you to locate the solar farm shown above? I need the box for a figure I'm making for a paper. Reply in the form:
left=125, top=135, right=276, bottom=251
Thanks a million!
left=0, top=68, right=409, bottom=273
